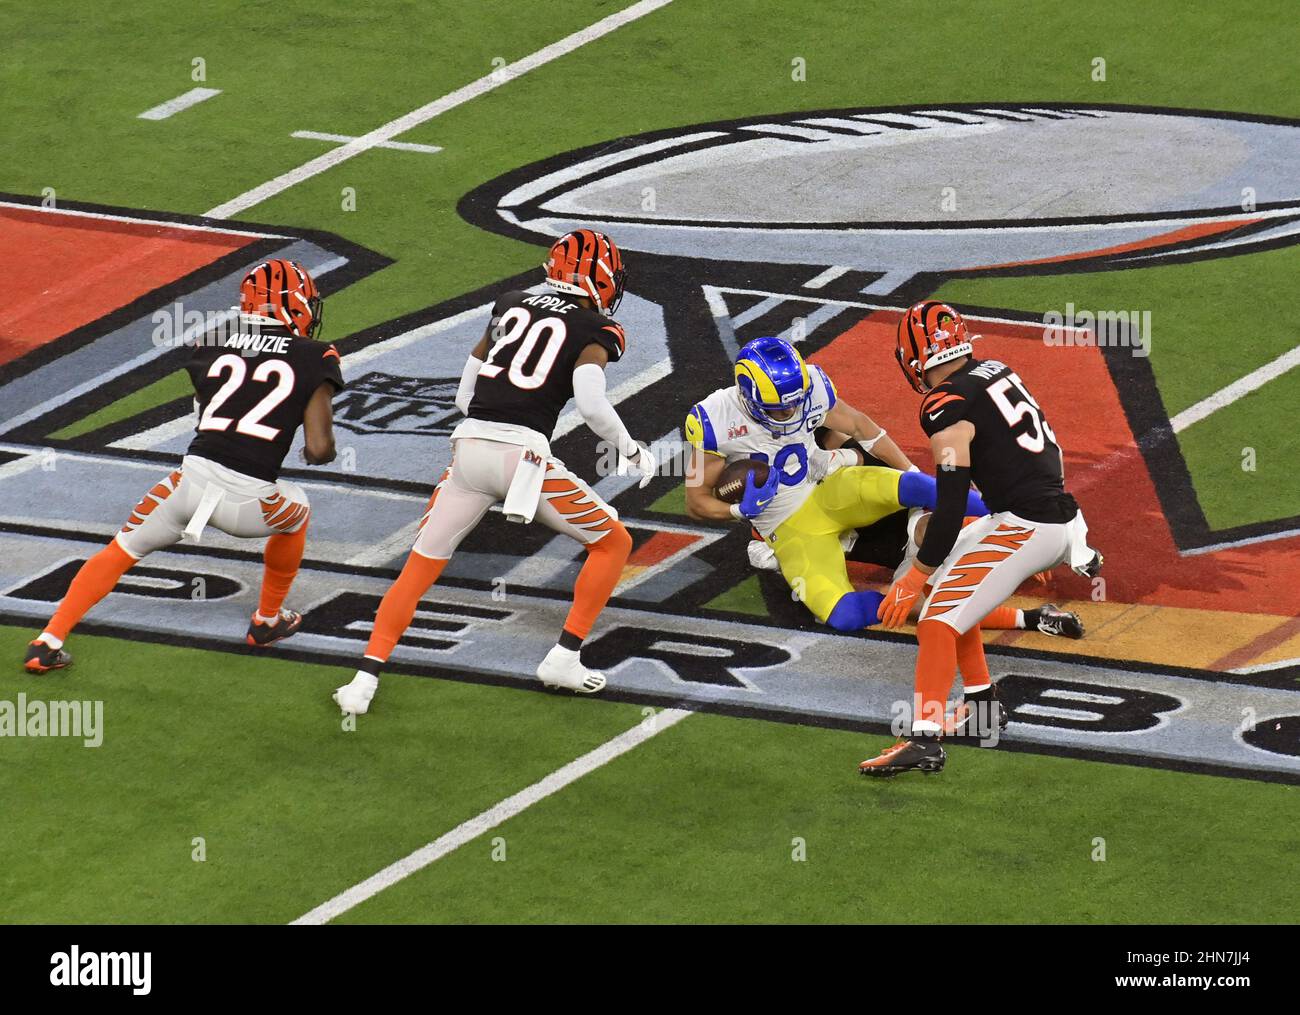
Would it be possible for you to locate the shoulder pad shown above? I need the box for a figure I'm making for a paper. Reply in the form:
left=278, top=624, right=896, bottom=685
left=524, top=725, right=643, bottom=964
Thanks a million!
left=811, top=364, right=837, bottom=409
left=919, top=384, right=968, bottom=434
left=683, top=403, right=721, bottom=454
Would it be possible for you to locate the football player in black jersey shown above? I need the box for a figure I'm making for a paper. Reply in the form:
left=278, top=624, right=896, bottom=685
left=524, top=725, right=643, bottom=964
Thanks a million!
left=24, top=259, right=342, bottom=674
left=742, top=427, right=1085, bottom=638
left=334, top=229, right=655, bottom=714
left=860, top=302, right=1101, bottom=776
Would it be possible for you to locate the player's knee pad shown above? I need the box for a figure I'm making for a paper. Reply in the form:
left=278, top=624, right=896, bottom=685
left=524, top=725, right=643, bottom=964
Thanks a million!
left=826, top=589, right=885, bottom=631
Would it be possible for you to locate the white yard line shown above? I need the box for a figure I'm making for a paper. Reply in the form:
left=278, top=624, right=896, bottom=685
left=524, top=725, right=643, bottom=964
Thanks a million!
left=1169, top=344, right=1300, bottom=434
left=0, top=200, right=284, bottom=239
left=206, top=0, right=675, bottom=219
left=138, top=87, right=222, bottom=121
left=291, top=708, right=692, bottom=925
left=291, top=130, right=443, bottom=155
left=803, top=265, right=850, bottom=289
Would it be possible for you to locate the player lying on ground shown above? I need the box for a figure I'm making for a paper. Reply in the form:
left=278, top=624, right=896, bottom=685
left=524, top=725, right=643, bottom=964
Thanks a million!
left=859, top=302, right=1103, bottom=777
left=333, top=230, right=655, bottom=714
left=24, top=259, right=341, bottom=673
left=684, top=335, right=985, bottom=631
left=743, top=428, right=1084, bottom=638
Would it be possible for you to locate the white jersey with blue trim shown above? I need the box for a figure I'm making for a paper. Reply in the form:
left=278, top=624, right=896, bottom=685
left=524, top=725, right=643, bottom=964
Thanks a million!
left=684, top=365, right=838, bottom=538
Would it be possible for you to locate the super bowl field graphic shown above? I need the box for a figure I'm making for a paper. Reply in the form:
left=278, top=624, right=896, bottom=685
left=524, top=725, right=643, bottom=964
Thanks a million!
left=2, top=0, right=1298, bottom=940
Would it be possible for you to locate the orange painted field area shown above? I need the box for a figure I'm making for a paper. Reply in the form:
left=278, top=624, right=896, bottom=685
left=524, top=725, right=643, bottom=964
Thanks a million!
left=0, top=204, right=258, bottom=366
left=817, top=311, right=1300, bottom=674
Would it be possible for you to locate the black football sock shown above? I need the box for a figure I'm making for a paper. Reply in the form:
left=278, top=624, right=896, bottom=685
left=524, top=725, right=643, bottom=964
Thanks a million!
left=558, top=629, right=583, bottom=651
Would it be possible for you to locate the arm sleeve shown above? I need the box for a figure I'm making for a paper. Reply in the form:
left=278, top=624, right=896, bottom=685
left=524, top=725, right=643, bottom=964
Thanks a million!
left=917, top=465, right=971, bottom=570
left=573, top=362, right=638, bottom=457
left=455, top=354, right=484, bottom=416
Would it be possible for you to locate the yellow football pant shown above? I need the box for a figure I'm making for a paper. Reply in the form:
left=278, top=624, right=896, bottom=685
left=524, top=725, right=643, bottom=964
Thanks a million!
left=769, top=466, right=903, bottom=622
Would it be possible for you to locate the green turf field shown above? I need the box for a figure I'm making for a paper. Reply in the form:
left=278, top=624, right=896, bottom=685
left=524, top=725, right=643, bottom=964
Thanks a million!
left=3, top=0, right=1299, bottom=924
left=4, top=625, right=1296, bottom=924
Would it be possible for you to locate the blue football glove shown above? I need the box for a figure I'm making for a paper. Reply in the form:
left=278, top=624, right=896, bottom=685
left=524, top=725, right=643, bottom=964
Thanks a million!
left=738, top=464, right=781, bottom=520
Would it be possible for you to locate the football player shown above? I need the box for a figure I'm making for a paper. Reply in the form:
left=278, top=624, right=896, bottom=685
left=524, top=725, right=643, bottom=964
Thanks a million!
left=23, top=259, right=341, bottom=673
left=859, top=302, right=1102, bottom=777
left=684, top=336, right=986, bottom=630
left=745, top=428, right=1085, bottom=638
left=333, top=229, right=654, bottom=714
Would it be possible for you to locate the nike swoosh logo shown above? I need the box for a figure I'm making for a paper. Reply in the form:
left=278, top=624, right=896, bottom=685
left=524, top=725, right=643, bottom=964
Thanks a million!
left=927, top=411, right=944, bottom=421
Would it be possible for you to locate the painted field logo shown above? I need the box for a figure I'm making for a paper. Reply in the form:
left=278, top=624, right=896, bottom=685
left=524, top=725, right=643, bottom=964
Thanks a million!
left=467, top=103, right=1300, bottom=293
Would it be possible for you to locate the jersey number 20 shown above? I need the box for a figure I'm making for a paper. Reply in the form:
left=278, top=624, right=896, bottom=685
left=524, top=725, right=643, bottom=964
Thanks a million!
left=479, top=308, right=566, bottom=390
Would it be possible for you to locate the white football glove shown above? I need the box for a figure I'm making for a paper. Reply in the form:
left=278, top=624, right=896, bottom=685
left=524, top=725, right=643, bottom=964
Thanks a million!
left=809, top=446, right=858, bottom=483
left=618, top=442, right=657, bottom=489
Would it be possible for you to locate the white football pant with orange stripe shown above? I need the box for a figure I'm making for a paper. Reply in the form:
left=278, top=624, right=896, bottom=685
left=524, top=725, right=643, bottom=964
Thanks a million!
left=413, top=437, right=619, bottom=558
left=115, top=454, right=310, bottom=559
left=920, top=511, right=1071, bottom=634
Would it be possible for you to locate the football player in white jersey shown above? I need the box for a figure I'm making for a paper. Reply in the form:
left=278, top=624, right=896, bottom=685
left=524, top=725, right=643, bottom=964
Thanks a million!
left=684, top=336, right=986, bottom=630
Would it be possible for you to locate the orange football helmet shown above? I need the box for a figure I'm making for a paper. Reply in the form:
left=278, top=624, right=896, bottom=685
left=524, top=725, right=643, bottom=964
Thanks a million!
left=239, top=259, right=323, bottom=339
left=543, top=229, right=625, bottom=315
left=895, top=301, right=974, bottom=393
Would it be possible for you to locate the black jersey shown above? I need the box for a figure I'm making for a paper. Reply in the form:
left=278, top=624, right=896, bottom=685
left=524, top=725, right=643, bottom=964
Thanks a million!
left=185, top=327, right=345, bottom=482
left=469, top=289, right=626, bottom=437
left=920, top=358, right=1077, bottom=524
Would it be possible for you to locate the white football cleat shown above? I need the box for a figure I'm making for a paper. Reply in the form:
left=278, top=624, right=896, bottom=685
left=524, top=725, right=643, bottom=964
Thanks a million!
left=747, top=539, right=779, bottom=571
left=333, top=671, right=379, bottom=715
left=536, top=644, right=606, bottom=694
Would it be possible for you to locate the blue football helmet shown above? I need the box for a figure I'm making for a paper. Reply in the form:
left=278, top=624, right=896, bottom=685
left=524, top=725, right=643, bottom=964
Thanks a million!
left=734, top=336, right=812, bottom=436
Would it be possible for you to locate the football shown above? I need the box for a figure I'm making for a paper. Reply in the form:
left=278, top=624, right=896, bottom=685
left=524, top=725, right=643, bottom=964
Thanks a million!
left=714, top=458, right=771, bottom=504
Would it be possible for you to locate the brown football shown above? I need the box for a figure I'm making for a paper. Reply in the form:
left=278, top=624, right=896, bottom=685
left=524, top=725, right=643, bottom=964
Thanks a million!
left=714, top=458, right=771, bottom=504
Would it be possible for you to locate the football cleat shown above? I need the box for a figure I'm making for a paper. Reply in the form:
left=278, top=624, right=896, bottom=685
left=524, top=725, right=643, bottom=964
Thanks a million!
left=1072, top=549, right=1104, bottom=579
left=747, top=539, right=780, bottom=571
left=945, top=686, right=1010, bottom=738
left=24, top=640, right=72, bottom=674
left=334, top=671, right=379, bottom=715
left=245, top=609, right=303, bottom=647
left=537, top=644, right=606, bottom=694
left=858, top=737, right=946, bottom=777
left=1028, top=604, right=1085, bottom=639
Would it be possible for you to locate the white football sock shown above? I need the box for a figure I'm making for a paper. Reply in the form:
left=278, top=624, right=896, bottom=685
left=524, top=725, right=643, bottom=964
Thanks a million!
left=37, top=632, right=63, bottom=650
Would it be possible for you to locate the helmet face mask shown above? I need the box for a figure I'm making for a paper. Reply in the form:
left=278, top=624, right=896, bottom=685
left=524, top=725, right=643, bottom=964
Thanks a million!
left=735, top=336, right=813, bottom=436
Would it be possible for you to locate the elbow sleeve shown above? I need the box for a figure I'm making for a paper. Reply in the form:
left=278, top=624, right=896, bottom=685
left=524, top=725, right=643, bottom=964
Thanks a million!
left=917, top=466, right=971, bottom=570
left=573, top=363, right=637, bottom=456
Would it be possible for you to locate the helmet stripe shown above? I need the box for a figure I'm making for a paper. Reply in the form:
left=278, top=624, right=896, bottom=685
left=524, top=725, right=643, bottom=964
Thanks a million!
left=736, top=358, right=781, bottom=403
